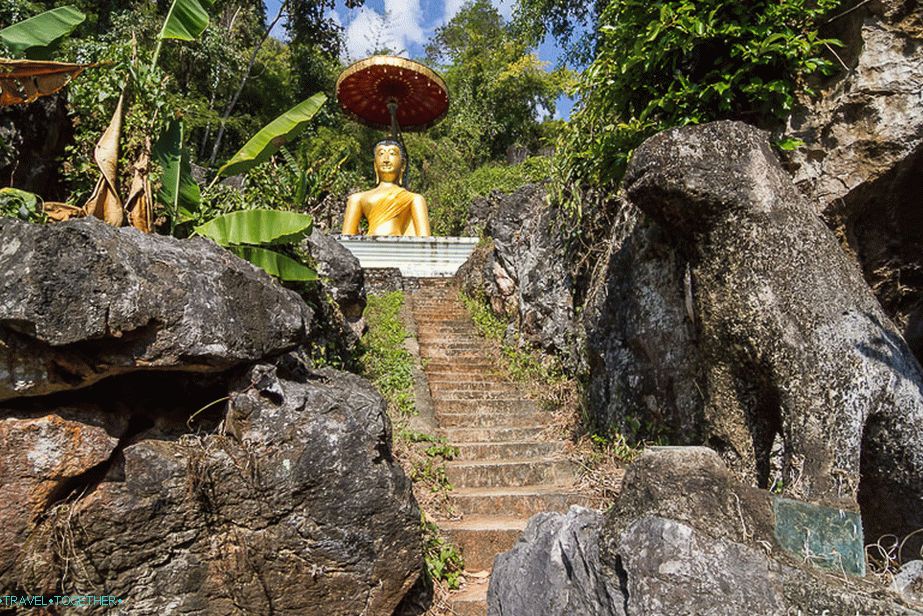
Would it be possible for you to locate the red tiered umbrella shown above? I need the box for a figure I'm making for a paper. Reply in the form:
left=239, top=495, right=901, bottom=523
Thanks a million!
left=336, top=56, right=449, bottom=137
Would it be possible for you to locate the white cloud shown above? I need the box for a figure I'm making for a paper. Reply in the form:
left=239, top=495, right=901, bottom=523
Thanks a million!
left=442, top=0, right=467, bottom=23
left=342, top=0, right=426, bottom=60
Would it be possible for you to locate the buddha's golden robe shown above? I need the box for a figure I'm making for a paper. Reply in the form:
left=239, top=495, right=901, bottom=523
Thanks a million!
left=364, top=184, right=417, bottom=236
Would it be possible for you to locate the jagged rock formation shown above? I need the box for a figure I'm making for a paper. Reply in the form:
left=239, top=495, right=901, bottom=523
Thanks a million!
left=458, top=184, right=579, bottom=366
left=0, top=219, right=422, bottom=614
left=487, top=506, right=622, bottom=615
left=582, top=204, right=705, bottom=442
left=624, top=120, right=923, bottom=541
left=489, top=448, right=922, bottom=616
left=785, top=0, right=923, bottom=357
left=0, top=219, right=311, bottom=400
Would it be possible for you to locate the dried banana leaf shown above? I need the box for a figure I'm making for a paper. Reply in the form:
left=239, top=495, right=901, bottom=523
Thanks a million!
left=83, top=92, right=125, bottom=226
left=0, top=59, right=90, bottom=106
left=125, top=149, right=153, bottom=232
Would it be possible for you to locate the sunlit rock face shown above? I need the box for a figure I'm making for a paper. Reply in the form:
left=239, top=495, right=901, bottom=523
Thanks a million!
left=785, top=0, right=923, bottom=358
left=0, top=219, right=422, bottom=615
left=458, top=183, right=579, bottom=366
left=489, top=448, right=922, bottom=616
left=0, top=218, right=312, bottom=400
left=624, top=120, right=923, bottom=544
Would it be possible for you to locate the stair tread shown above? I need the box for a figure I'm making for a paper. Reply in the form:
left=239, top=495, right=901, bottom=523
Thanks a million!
left=441, top=515, right=529, bottom=531
left=451, top=484, right=584, bottom=496
left=447, top=456, right=566, bottom=467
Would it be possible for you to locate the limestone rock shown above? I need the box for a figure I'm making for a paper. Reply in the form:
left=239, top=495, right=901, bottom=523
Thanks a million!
left=623, top=120, right=923, bottom=543
left=0, top=218, right=312, bottom=401
left=487, top=506, right=624, bottom=616
left=893, top=561, right=923, bottom=604
left=459, top=184, right=578, bottom=364
left=582, top=202, right=705, bottom=441
left=785, top=0, right=923, bottom=356
left=0, top=407, right=127, bottom=584
left=302, top=228, right=366, bottom=321
left=489, top=448, right=920, bottom=616
left=8, top=359, right=422, bottom=615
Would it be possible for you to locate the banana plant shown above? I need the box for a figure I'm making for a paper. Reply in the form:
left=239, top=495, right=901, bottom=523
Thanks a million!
left=193, top=210, right=317, bottom=282
left=0, top=6, right=85, bottom=59
left=0, top=6, right=90, bottom=107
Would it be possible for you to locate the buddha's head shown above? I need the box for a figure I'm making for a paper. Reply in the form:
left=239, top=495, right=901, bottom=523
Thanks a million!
left=374, top=139, right=407, bottom=185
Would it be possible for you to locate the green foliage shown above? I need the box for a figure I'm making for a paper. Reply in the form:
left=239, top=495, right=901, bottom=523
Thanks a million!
left=0, top=188, right=45, bottom=222
left=217, top=92, right=327, bottom=177
left=459, top=290, right=568, bottom=386
left=421, top=518, right=464, bottom=590
left=557, top=0, right=843, bottom=194
left=193, top=209, right=317, bottom=282
left=359, top=292, right=416, bottom=418
left=425, top=156, right=551, bottom=235
left=228, top=245, right=317, bottom=281
left=0, top=5, right=85, bottom=58
left=588, top=431, right=643, bottom=464
left=152, top=119, right=201, bottom=227
left=425, top=0, right=571, bottom=163
left=158, top=0, right=211, bottom=43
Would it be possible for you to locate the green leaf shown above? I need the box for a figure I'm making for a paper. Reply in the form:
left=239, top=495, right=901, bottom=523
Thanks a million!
left=229, top=245, right=317, bottom=282
left=159, top=0, right=211, bottom=41
left=194, top=209, right=314, bottom=247
left=0, top=187, right=43, bottom=222
left=0, top=6, right=85, bottom=58
left=218, top=93, right=327, bottom=177
left=152, top=119, right=201, bottom=223
left=776, top=137, right=805, bottom=151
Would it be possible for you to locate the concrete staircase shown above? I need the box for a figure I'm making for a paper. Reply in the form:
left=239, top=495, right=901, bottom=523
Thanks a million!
left=409, top=278, right=590, bottom=616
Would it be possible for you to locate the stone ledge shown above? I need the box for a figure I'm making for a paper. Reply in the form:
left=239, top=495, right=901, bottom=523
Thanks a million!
left=335, top=235, right=479, bottom=277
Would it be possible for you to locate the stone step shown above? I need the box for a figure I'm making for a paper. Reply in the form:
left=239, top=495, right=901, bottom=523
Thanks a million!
left=431, top=389, right=532, bottom=401
left=438, top=411, right=545, bottom=428
left=448, top=577, right=489, bottom=616
left=423, top=360, right=497, bottom=369
left=443, top=426, right=547, bottom=443
left=429, top=382, right=520, bottom=395
left=425, top=373, right=503, bottom=382
left=449, top=485, right=594, bottom=517
left=434, top=399, right=538, bottom=414
left=446, top=458, right=574, bottom=488
left=442, top=515, right=527, bottom=571
left=455, top=440, right=565, bottom=460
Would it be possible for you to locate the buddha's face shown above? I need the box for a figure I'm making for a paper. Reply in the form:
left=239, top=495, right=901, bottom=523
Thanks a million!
left=374, top=144, right=403, bottom=183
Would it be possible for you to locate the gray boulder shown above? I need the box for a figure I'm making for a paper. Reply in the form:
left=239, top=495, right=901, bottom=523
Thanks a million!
left=487, top=506, right=623, bottom=616
left=302, top=228, right=366, bottom=321
left=9, top=359, right=423, bottom=615
left=489, top=448, right=921, bottom=616
left=459, top=184, right=578, bottom=365
left=785, top=0, right=923, bottom=357
left=0, top=218, right=311, bottom=400
left=624, top=120, right=923, bottom=542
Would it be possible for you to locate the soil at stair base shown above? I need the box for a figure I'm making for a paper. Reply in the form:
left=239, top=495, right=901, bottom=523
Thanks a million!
left=409, top=278, right=593, bottom=616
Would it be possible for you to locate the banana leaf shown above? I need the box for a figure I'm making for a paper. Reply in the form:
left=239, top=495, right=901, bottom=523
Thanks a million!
left=0, top=6, right=85, bottom=58
left=159, top=0, right=211, bottom=42
left=153, top=119, right=200, bottom=224
left=217, top=92, right=326, bottom=177
left=230, top=245, right=317, bottom=282
left=0, top=60, right=91, bottom=106
left=194, top=209, right=314, bottom=247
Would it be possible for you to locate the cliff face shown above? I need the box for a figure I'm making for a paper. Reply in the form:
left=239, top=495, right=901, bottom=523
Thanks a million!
left=0, top=219, right=421, bottom=614
left=785, top=0, right=923, bottom=355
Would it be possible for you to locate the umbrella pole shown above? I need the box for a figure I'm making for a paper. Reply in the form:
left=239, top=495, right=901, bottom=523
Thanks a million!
left=387, top=99, right=400, bottom=141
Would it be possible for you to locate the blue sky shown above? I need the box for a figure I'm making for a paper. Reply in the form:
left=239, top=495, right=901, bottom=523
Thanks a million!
left=264, top=0, right=575, bottom=119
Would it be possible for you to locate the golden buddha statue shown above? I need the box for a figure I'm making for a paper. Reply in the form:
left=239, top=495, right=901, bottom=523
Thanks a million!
left=341, top=140, right=431, bottom=237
